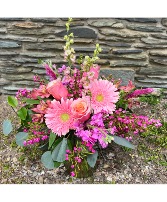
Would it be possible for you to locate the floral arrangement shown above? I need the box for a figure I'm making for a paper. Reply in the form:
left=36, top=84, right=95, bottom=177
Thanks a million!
left=3, top=18, right=162, bottom=178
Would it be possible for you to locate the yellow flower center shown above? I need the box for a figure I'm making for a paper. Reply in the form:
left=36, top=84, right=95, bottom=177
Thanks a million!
left=61, top=113, right=70, bottom=122
left=96, top=94, right=104, bottom=102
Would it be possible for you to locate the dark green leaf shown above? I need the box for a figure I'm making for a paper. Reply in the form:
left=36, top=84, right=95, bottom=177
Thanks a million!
left=113, top=136, right=135, bottom=149
left=41, top=151, right=54, bottom=169
left=8, top=96, right=18, bottom=108
left=52, top=138, right=63, bottom=148
left=54, top=161, right=61, bottom=168
left=17, top=107, right=27, bottom=120
left=49, top=132, right=56, bottom=149
left=87, top=151, right=98, bottom=168
left=38, top=142, right=49, bottom=151
left=52, top=138, right=67, bottom=162
left=16, top=132, right=28, bottom=146
left=67, top=139, right=72, bottom=151
left=3, top=120, right=13, bottom=136
left=25, top=99, right=40, bottom=105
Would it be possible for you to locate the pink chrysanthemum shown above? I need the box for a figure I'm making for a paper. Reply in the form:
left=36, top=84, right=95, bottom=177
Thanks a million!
left=45, top=98, right=74, bottom=136
left=89, top=79, right=119, bottom=114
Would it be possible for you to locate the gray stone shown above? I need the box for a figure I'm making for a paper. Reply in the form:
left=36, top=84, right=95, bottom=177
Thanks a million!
left=110, top=60, right=148, bottom=67
left=0, top=51, right=19, bottom=56
left=112, top=49, right=143, bottom=54
left=100, top=68, right=135, bottom=85
left=0, top=78, right=10, bottom=86
left=13, top=22, right=44, bottom=29
left=74, top=47, right=110, bottom=53
left=100, top=42, right=131, bottom=47
left=0, top=67, right=32, bottom=74
left=123, top=18, right=158, bottom=23
left=98, top=35, right=136, bottom=42
left=149, top=50, right=167, bottom=56
left=134, top=43, right=167, bottom=49
left=55, top=27, right=97, bottom=39
left=12, top=58, right=38, bottom=63
left=138, top=67, right=167, bottom=75
left=2, top=73, right=34, bottom=81
left=151, top=33, right=167, bottom=39
left=105, top=53, right=147, bottom=60
left=0, top=28, right=7, bottom=33
left=0, top=41, right=21, bottom=48
left=0, top=18, right=26, bottom=21
left=135, top=81, right=167, bottom=89
left=141, top=37, right=167, bottom=44
left=56, top=20, right=84, bottom=27
left=88, top=19, right=124, bottom=28
left=8, top=27, right=56, bottom=35
left=136, top=78, right=167, bottom=84
left=32, top=69, right=46, bottom=74
left=30, top=18, right=57, bottom=23
left=161, top=18, right=167, bottom=27
left=127, top=24, right=165, bottom=32
left=14, top=81, right=39, bottom=86
left=99, top=28, right=148, bottom=37
left=150, top=57, right=167, bottom=65
left=3, top=86, right=32, bottom=91
left=0, top=34, right=38, bottom=42
left=20, top=52, right=55, bottom=58
left=24, top=42, right=63, bottom=50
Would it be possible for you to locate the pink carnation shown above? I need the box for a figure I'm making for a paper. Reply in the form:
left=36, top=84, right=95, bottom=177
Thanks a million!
left=45, top=98, right=75, bottom=136
left=89, top=79, right=119, bottom=114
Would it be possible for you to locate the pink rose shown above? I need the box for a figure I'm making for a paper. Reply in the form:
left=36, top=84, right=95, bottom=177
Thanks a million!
left=71, top=97, right=91, bottom=122
left=46, top=78, right=68, bottom=100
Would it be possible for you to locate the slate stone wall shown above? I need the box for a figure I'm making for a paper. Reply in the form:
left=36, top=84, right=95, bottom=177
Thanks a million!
left=0, top=18, right=167, bottom=95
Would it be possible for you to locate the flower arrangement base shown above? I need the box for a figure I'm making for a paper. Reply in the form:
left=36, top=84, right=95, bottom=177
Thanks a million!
left=64, top=160, right=94, bottom=178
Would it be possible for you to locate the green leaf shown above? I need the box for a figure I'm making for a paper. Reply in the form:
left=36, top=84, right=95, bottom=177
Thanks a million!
left=52, top=138, right=68, bottom=162
left=3, top=120, right=13, bottom=136
left=87, top=151, right=98, bottom=168
left=16, top=132, right=28, bottom=146
left=8, top=96, right=18, bottom=108
left=41, top=151, right=54, bottom=169
left=54, top=161, right=61, bottom=168
left=113, top=136, right=135, bottom=149
left=38, top=142, right=49, bottom=151
left=17, top=107, right=27, bottom=120
left=67, top=139, right=72, bottom=151
left=49, top=132, right=56, bottom=149
left=25, top=99, right=40, bottom=105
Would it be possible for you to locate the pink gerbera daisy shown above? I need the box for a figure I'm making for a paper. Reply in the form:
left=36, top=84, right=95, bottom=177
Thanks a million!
left=89, top=79, right=119, bottom=114
left=45, top=98, right=74, bottom=136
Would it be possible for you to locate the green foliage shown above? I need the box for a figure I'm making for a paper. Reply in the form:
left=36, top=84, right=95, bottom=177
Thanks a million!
left=141, top=121, right=167, bottom=148
left=113, top=136, right=135, bottom=149
left=51, top=138, right=68, bottom=162
left=25, top=99, right=40, bottom=105
left=17, top=107, right=27, bottom=120
left=16, top=132, right=28, bottom=146
left=116, top=91, right=128, bottom=110
left=7, top=96, right=18, bottom=108
left=139, top=95, right=160, bottom=105
left=49, top=132, right=56, bottom=149
left=3, top=120, right=13, bottom=136
left=41, top=151, right=55, bottom=169
left=87, top=151, right=98, bottom=168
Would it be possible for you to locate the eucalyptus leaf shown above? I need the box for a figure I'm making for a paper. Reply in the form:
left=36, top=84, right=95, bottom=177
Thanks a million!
left=87, top=151, right=98, bottom=168
left=52, top=138, right=67, bottom=162
left=17, top=107, right=27, bottom=120
left=7, top=96, right=18, bottom=108
left=41, top=151, right=54, bottom=169
left=16, top=132, right=28, bottom=146
left=3, top=120, right=13, bottom=136
left=49, top=132, right=56, bottom=149
left=113, top=135, right=135, bottom=149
